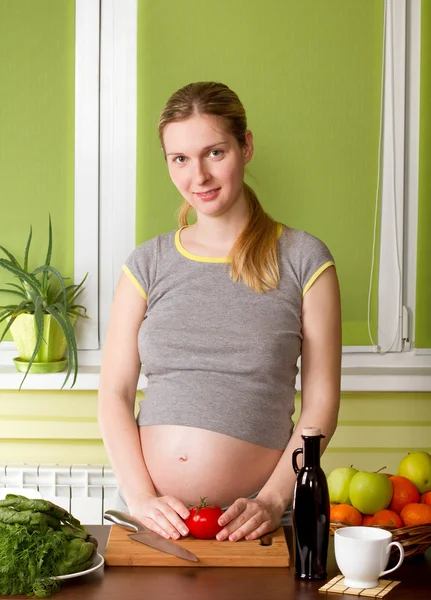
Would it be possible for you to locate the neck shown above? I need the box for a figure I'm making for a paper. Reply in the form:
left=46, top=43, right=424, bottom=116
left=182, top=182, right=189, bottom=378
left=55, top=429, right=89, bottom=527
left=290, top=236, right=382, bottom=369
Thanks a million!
left=192, top=197, right=250, bottom=248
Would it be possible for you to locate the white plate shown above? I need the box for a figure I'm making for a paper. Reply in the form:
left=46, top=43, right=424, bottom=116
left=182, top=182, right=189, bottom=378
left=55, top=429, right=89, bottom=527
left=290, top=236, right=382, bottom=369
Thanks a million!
left=53, top=552, right=105, bottom=580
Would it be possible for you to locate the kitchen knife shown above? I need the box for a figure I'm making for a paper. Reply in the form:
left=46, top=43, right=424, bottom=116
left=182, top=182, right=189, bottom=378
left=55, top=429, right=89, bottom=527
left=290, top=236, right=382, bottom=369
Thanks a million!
left=104, top=509, right=199, bottom=563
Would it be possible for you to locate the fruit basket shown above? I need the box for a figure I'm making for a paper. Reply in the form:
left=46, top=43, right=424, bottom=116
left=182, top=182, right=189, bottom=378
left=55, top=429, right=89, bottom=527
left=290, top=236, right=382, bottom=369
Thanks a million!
left=330, top=520, right=431, bottom=558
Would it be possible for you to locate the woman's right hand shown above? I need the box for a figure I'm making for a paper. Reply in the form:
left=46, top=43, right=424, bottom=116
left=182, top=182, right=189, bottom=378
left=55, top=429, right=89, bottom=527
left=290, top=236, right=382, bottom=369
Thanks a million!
left=128, top=495, right=191, bottom=540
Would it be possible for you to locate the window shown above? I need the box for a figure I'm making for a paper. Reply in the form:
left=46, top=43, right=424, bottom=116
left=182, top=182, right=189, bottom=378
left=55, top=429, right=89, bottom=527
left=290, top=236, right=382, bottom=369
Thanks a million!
left=1, top=0, right=430, bottom=391
left=0, top=0, right=100, bottom=385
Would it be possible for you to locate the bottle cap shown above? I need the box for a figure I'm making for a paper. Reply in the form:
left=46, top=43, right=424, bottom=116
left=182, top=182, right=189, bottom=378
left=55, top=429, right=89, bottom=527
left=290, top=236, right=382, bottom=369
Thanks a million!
left=302, top=427, right=321, bottom=436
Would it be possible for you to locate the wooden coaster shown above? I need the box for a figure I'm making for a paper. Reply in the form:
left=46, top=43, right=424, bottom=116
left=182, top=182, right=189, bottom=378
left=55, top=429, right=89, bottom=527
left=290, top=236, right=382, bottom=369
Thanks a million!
left=319, top=575, right=400, bottom=597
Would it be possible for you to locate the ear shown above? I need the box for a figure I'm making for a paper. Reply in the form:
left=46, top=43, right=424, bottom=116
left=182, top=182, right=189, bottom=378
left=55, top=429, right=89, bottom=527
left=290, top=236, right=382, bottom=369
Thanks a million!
left=243, top=130, right=254, bottom=164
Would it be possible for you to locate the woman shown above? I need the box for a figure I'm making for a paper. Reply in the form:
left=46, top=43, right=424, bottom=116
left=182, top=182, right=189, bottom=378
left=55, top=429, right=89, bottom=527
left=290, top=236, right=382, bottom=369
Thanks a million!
left=98, top=81, right=341, bottom=544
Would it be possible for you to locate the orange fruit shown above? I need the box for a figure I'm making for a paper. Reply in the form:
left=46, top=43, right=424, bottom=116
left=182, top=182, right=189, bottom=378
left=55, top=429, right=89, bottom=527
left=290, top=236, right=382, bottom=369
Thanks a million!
left=420, top=491, right=431, bottom=506
left=388, top=475, right=420, bottom=514
left=330, top=504, right=363, bottom=526
left=362, top=515, right=374, bottom=526
left=371, top=509, right=403, bottom=528
left=400, top=503, right=431, bottom=526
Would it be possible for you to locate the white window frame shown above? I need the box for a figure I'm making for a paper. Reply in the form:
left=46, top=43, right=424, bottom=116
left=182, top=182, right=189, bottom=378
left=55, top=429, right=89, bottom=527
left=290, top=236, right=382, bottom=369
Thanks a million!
left=1, top=0, right=430, bottom=391
left=99, top=0, right=138, bottom=351
left=73, top=0, right=100, bottom=353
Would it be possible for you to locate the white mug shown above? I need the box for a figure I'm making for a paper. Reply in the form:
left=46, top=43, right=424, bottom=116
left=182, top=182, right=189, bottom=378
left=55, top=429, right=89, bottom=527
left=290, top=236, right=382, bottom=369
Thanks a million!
left=334, top=526, right=404, bottom=589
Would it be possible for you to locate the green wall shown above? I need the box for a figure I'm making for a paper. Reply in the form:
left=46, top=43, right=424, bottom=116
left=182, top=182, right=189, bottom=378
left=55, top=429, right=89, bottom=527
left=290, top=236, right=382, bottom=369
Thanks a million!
left=0, top=0, right=75, bottom=339
left=1, top=390, right=430, bottom=475
left=416, top=0, right=431, bottom=348
left=136, top=0, right=384, bottom=346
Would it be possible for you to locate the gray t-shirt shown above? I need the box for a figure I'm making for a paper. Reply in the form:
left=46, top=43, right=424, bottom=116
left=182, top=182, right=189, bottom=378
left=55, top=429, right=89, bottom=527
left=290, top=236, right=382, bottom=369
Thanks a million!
left=123, top=225, right=335, bottom=450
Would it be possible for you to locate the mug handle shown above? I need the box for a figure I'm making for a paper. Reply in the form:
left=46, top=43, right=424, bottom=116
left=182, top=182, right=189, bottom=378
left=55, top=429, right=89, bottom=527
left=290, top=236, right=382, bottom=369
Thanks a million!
left=379, top=541, right=405, bottom=578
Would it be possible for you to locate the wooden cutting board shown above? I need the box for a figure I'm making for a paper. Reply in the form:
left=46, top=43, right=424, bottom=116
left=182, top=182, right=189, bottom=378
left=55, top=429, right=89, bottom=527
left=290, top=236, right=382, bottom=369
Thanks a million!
left=105, top=524, right=290, bottom=567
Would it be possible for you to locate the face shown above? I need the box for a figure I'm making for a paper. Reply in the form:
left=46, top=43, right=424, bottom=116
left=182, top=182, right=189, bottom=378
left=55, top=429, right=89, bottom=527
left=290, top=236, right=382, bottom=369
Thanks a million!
left=163, top=113, right=253, bottom=220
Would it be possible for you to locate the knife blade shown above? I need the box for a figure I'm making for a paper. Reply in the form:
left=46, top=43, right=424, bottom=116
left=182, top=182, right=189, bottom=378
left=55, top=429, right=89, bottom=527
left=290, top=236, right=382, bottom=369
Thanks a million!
left=104, top=509, right=199, bottom=563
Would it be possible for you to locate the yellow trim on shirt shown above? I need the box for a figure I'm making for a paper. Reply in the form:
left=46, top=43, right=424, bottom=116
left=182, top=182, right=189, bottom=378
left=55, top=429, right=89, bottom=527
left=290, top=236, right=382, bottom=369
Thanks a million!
left=175, top=223, right=284, bottom=264
left=175, top=227, right=232, bottom=263
left=302, top=261, right=335, bottom=297
left=122, top=265, right=148, bottom=300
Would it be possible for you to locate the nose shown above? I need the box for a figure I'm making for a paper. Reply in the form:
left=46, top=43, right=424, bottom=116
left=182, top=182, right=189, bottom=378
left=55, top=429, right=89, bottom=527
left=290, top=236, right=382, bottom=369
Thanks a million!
left=193, top=159, right=211, bottom=186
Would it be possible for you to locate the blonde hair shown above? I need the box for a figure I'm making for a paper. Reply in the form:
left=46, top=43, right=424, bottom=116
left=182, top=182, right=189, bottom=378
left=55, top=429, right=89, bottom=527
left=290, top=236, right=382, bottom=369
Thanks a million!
left=159, top=82, right=280, bottom=293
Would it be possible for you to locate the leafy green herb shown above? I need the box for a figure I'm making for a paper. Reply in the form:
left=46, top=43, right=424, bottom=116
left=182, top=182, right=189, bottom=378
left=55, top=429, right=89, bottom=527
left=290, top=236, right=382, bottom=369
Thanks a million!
left=0, top=494, right=88, bottom=538
left=0, top=495, right=97, bottom=597
left=0, top=507, right=60, bottom=530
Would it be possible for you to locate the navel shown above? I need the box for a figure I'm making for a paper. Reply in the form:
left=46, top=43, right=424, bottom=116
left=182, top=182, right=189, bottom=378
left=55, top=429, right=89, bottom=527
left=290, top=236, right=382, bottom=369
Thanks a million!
left=179, top=455, right=188, bottom=462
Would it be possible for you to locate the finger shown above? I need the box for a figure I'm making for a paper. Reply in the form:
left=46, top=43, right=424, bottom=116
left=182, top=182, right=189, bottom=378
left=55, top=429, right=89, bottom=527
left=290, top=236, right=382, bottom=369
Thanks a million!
left=244, top=521, right=273, bottom=541
left=216, top=502, right=252, bottom=541
left=141, top=516, right=172, bottom=540
left=163, top=505, right=190, bottom=537
left=227, top=514, right=267, bottom=542
left=166, top=496, right=191, bottom=521
left=152, top=508, right=185, bottom=539
left=162, top=498, right=190, bottom=536
left=217, top=498, right=247, bottom=527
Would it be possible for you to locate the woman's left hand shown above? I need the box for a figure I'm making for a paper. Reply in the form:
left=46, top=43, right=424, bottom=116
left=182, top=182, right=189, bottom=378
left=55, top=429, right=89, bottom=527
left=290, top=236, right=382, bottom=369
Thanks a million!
left=215, top=494, right=285, bottom=542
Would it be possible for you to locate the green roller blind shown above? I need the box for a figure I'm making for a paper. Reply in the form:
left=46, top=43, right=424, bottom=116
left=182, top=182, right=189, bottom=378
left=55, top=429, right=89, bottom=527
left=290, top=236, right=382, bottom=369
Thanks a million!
left=416, top=0, right=431, bottom=348
left=0, top=0, right=75, bottom=340
left=136, top=0, right=384, bottom=346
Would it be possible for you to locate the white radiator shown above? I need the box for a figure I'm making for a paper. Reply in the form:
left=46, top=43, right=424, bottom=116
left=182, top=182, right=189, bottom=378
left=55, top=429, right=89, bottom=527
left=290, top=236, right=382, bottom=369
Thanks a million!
left=0, top=463, right=119, bottom=525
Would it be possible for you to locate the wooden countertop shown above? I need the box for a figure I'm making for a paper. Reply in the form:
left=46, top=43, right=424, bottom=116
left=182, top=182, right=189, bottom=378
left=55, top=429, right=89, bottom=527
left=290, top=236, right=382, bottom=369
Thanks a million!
left=1, top=526, right=430, bottom=599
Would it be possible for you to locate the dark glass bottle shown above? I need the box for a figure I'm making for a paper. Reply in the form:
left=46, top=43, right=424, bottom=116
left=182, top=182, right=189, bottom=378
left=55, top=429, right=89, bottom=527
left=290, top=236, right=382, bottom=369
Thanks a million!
left=292, top=427, right=330, bottom=580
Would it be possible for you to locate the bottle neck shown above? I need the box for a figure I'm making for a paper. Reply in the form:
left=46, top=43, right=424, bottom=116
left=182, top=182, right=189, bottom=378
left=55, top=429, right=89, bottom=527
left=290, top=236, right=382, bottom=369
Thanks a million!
left=302, top=435, right=321, bottom=467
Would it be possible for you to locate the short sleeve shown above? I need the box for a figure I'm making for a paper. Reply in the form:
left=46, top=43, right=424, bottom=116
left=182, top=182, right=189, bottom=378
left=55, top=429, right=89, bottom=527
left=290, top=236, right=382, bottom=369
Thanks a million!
left=299, top=231, right=335, bottom=296
left=122, top=237, right=158, bottom=301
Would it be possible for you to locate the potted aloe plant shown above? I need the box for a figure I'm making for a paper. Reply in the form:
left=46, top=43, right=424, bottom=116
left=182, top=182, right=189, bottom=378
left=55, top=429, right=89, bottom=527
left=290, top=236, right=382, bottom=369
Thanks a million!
left=0, top=216, right=88, bottom=389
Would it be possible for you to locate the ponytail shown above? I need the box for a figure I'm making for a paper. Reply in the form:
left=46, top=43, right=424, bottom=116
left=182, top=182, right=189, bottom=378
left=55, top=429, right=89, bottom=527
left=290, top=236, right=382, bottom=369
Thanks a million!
left=177, top=185, right=280, bottom=293
left=229, top=184, right=280, bottom=293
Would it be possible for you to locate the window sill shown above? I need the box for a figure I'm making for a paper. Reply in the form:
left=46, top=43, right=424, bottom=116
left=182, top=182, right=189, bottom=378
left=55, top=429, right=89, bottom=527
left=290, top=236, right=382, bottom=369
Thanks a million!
left=339, top=367, right=431, bottom=392
left=1, top=365, right=431, bottom=392
left=0, top=365, right=147, bottom=391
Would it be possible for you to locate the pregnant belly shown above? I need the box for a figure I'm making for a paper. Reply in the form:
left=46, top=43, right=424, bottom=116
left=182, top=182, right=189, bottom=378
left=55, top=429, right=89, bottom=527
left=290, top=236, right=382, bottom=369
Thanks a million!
left=139, top=425, right=283, bottom=508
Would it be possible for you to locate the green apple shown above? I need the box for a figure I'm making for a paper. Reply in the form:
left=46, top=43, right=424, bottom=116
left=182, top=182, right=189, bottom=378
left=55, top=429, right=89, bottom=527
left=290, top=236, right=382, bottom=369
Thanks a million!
left=398, top=451, right=431, bottom=494
left=327, top=467, right=358, bottom=504
left=349, top=471, right=393, bottom=514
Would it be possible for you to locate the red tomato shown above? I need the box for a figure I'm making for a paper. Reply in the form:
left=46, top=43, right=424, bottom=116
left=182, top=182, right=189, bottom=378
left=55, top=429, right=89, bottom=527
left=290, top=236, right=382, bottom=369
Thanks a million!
left=184, top=497, right=224, bottom=539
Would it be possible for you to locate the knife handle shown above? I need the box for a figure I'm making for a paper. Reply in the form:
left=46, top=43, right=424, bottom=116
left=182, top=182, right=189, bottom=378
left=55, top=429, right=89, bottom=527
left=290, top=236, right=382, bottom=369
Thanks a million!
left=104, top=509, right=144, bottom=532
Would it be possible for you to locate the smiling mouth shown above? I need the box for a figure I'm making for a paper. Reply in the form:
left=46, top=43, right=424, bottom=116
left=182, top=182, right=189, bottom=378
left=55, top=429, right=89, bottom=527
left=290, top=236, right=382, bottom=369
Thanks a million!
left=195, top=188, right=221, bottom=198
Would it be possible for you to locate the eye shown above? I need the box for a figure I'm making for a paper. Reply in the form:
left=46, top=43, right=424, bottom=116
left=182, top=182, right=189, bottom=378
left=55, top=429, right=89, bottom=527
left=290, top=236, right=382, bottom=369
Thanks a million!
left=208, top=149, right=223, bottom=158
left=173, top=155, right=187, bottom=164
